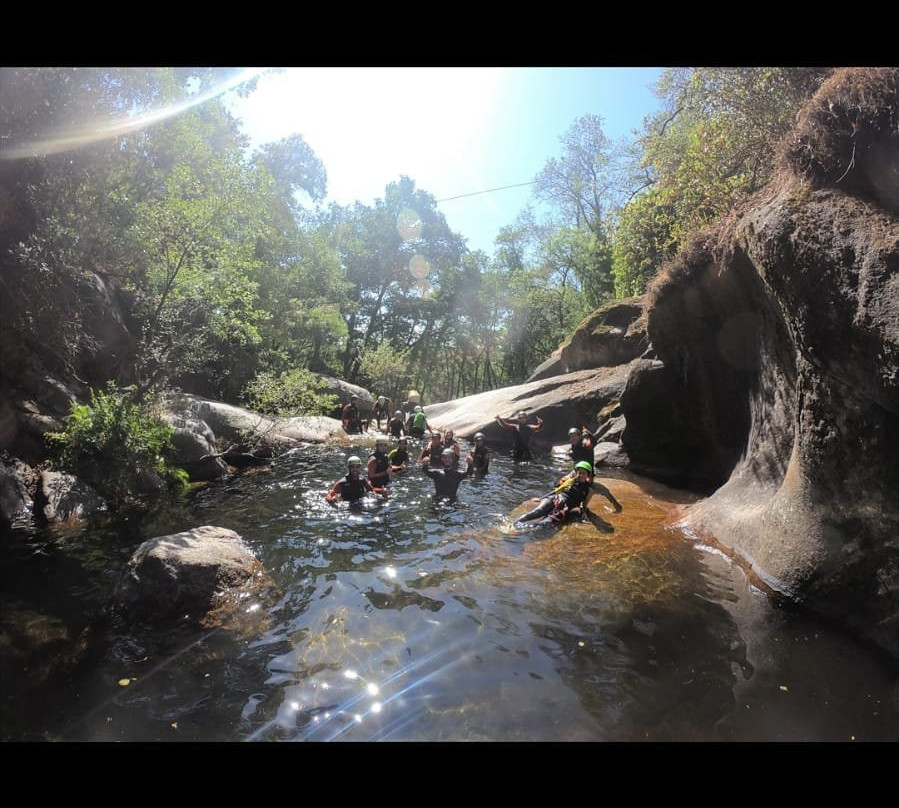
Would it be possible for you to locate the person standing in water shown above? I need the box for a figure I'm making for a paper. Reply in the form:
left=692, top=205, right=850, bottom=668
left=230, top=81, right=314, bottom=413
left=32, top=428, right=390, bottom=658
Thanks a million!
left=419, top=431, right=445, bottom=467
left=567, top=426, right=595, bottom=472
left=466, top=432, right=491, bottom=475
left=325, top=455, right=388, bottom=507
left=496, top=410, right=544, bottom=463
left=407, top=406, right=430, bottom=440
left=421, top=447, right=473, bottom=503
left=387, top=410, right=406, bottom=438
left=388, top=437, right=411, bottom=471
left=367, top=437, right=392, bottom=489
left=341, top=395, right=364, bottom=435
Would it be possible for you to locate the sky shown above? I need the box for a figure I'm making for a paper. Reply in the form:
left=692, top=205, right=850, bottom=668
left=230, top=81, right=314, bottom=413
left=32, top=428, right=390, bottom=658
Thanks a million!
left=227, top=67, right=665, bottom=255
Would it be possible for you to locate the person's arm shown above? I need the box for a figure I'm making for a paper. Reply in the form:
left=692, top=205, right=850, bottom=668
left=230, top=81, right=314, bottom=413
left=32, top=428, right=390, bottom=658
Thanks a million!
left=531, top=416, right=544, bottom=432
left=366, top=478, right=388, bottom=497
left=495, top=415, right=512, bottom=429
left=325, top=480, right=342, bottom=507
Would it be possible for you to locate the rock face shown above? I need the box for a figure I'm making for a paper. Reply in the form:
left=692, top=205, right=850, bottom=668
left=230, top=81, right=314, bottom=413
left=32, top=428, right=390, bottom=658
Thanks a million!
left=559, top=297, right=648, bottom=373
left=423, top=363, right=636, bottom=451
left=622, top=68, right=899, bottom=655
left=113, top=526, right=266, bottom=625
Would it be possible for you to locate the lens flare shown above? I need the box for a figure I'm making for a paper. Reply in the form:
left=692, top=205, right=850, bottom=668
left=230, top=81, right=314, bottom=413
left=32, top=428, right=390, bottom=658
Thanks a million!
left=408, top=254, right=430, bottom=280
left=397, top=208, right=423, bottom=241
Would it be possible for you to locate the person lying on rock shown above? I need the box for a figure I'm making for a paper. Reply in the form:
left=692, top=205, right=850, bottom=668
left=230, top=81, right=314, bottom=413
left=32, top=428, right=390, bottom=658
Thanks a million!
left=514, top=461, right=620, bottom=527
left=325, top=455, right=388, bottom=507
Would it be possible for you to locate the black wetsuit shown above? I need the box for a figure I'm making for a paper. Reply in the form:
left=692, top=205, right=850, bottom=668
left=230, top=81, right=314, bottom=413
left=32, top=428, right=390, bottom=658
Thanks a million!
left=368, top=451, right=390, bottom=487
left=342, top=403, right=362, bottom=434
left=511, top=426, right=534, bottom=462
left=516, top=478, right=593, bottom=524
left=388, top=417, right=405, bottom=438
left=422, top=464, right=471, bottom=502
left=470, top=445, right=490, bottom=475
left=335, top=473, right=367, bottom=502
left=569, top=436, right=594, bottom=471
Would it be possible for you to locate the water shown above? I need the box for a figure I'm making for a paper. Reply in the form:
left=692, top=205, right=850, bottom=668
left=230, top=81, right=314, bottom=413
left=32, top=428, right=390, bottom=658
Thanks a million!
left=1, top=440, right=896, bottom=742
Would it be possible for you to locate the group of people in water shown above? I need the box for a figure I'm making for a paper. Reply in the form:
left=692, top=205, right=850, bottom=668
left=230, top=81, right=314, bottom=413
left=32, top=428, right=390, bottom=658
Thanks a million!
left=327, top=401, right=623, bottom=529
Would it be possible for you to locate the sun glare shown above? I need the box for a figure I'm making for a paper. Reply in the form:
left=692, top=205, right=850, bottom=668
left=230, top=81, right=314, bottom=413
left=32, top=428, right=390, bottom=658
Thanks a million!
left=1, top=68, right=267, bottom=161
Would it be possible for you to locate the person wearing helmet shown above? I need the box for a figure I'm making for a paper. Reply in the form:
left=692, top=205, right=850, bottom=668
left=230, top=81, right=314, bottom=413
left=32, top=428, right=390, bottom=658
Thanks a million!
left=495, top=410, right=544, bottom=463
left=372, top=395, right=393, bottom=431
left=419, top=431, right=445, bottom=467
left=442, top=429, right=460, bottom=465
left=567, top=426, right=595, bottom=472
left=420, top=446, right=474, bottom=503
left=325, top=455, right=388, bottom=507
left=514, top=461, right=621, bottom=527
left=407, top=404, right=430, bottom=439
left=388, top=437, right=411, bottom=471
left=367, top=437, right=392, bottom=488
left=387, top=409, right=406, bottom=439
left=341, top=395, right=363, bottom=435
left=466, top=432, right=491, bottom=476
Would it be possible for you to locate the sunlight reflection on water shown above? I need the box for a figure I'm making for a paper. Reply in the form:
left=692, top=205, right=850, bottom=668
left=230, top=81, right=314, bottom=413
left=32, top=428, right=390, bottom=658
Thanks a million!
left=1, top=441, right=896, bottom=742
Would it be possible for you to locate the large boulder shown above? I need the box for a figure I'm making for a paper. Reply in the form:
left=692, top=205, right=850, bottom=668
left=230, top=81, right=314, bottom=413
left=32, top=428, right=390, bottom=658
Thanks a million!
left=0, top=452, right=33, bottom=530
left=423, top=363, right=635, bottom=450
left=35, top=470, right=107, bottom=524
left=623, top=68, right=899, bottom=656
left=113, top=526, right=271, bottom=626
left=161, top=392, right=344, bottom=456
left=314, top=375, right=375, bottom=420
left=559, top=297, right=648, bottom=372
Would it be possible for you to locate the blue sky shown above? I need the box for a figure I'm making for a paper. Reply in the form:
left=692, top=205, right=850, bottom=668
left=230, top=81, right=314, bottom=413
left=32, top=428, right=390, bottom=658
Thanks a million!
left=228, top=67, right=664, bottom=254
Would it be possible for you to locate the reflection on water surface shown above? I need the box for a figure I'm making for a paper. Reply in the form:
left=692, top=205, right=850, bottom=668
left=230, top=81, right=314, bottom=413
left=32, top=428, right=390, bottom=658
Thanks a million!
left=1, top=442, right=896, bottom=742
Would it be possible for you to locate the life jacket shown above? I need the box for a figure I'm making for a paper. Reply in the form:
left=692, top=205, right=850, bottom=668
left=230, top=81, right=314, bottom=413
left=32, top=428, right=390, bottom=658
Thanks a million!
left=368, top=451, right=390, bottom=482
left=388, top=448, right=409, bottom=465
left=339, top=473, right=367, bottom=501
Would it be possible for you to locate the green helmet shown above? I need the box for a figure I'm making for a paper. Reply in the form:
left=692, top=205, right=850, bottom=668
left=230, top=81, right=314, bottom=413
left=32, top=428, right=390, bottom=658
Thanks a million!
left=574, top=461, right=593, bottom=473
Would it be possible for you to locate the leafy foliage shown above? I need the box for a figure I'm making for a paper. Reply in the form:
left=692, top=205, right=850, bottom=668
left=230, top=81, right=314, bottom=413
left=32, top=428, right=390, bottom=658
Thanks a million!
left=45, top=383, right=188, bottom=507
left=241, top=368, right=337, bottom=417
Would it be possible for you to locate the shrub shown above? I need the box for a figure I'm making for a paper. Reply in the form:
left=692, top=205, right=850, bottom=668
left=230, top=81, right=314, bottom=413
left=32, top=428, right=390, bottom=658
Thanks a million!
left=46, top=383, right=188, bottom=507
left=242, top=367, right=337, bottom=417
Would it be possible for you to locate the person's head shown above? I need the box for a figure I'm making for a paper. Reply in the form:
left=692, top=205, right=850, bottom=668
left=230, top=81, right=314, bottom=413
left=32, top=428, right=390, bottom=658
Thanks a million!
left=429, top=431, right=442, bottom=444
left=473, top=432, right=485, bottom=445
left=394, top=410, right=402, bottom=417
left=516, top=411, right=528, bottom=422
left=568, top=427, right=581, bottom=443
left=415, top=405, right=423, bottom=413
left=375, top=437, right=389, bottom=453
left=347, top=455, right=363, bottom=474
left=440, top=447, right=456, bottom=464
left=397, top=437, right=407, bottom=448
left=443, top=429, right=454, bottom=441
left=350, top=395, right=358, bottom=403
left=574, top=460, right=593, bottom=480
